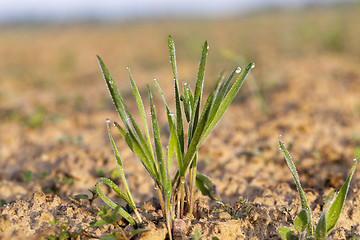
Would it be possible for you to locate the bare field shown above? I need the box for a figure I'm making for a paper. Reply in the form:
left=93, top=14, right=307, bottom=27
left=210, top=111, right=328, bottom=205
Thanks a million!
left=1, top=4, right=360, bottom=239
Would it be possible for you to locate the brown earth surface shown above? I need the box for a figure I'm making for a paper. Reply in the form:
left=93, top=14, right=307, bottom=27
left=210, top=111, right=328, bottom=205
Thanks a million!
left=1, top=5, right=360, bottom=239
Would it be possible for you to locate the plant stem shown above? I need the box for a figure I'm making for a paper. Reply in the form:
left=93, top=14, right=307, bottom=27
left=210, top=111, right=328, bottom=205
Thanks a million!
left=189, top=154, right=197, bottom=216
left=134, top=208, right=142, bottom=224
left=157, top=187, right=166, bottom=219
left=114, top=223, right=128, bottom=240
left=179, top=176, right=185, bottom=219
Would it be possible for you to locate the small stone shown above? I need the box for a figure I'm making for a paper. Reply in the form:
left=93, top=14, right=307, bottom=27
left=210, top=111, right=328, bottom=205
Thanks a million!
left=172, top=218, right=186, bottom=240
left=218, top=212, right=232, bottom=220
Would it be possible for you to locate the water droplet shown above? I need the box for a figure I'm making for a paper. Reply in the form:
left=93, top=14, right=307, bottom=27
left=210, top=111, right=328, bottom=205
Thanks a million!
left=251, top=63, right=255, bottom=69
left=169, top=113, right=175, bottom=117
left=184, top=82, right=187, bottom=86
left=207, top=45, right=210, bottom=50
left=126, top=66, right=130, bottom=70
left=106, top=118, right=110, bottom=123
left=236, top=67, right=242, bottom=74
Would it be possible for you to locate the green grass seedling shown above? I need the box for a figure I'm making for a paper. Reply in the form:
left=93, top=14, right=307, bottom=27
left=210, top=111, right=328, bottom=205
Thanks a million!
left=278, top=140, right=358, bottom=240
left=96, top=36, right=253, bottom=239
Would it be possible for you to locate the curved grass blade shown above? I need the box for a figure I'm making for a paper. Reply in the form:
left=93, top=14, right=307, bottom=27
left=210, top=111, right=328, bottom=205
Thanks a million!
left=326, top=158, right=358, bottom=234
left=315, top=211, right=327, bottom=240
left=278, top=227, right=297, bottom=240
left=106, top=120, right=142, bottom=222
left=153, top=79, right=175, bottom=132
left=95, top=178, right=137, bottom=227
left=294, top=209, right=308, bottom=234
left=196, top=173, right=221, bottom=201
left=97, top=56, right=130, bottom=129
left=147, top=86, right=166, bottom=190
left=180, top=91, right=214, bottom=177
left=106, top=120, right=136, bottom=208
left=128, top=67, right=154, bottom=157
left=279, top=140, right=313, bottom=236
left=168, top=35, right=184, bottom=154
left=200, top=62, right=254, bottom=143
left=189, top=40, right=209, bottom=142
left=113, top=122, right=160, bottom=185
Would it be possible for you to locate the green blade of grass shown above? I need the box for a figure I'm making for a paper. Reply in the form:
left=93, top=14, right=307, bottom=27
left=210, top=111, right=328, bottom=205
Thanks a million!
left=120, top=98, right=158, bottom=174
left=97, top=56, right=131, bottom=129
left=114, top=121, right=160, bottom=185
left=182, top=83, right=191, bottom=123
left=277, top=227, right=297, bottom=240
left=168, top=35, right=185, bottom=155
left=196, top=173, right=221, bottom=201
left=200, top=63, right=253, bottom=143
left=180, top=90, right=214, bottom=177
left=128, top=67, right=154, bottom=157
left=95, top=178, right=137, bottom=227
left=279, top=139, right=313, bottom=236
left=168, top=35, right=178, bottom=84
left=315, top=211, right=327, bottom=240
left=189, top=40, right=208, bottom=140
left=106, top=120, right=136, bottom=210
left=174, top=80, right=184, bottom=154
left=193, top=40, right=208, bottom=108
left=326, top=158, right=358, bottom=234
left=148, top=86, right=166, bottom=190
left=294, top=209, right=308, bottom=234
left=166, top=123, right=182, bottom=214
left=153, top=79, right=174, bottom=130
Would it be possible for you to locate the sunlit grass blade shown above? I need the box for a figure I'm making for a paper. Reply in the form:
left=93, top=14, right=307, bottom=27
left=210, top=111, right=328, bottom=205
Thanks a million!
left=182, top=83, right=191, bottom=123
left=200, top=63, right=254, bottom=143
left=279, top=139, right=313, bottom=236
left=97, top=56, right=131, bottom=129
left=294, top=209, right=308, bottom=234
left=189, top=40, right=208, bottom=139
left=278, top=227, right=297, bottom=240
left=128, top=67, right=154, bottom=157
left=106, top=120, right=142, bottom=222
left=168, top=35, right=178, bottom=83
left=95, top=178, right=137, bottom=227
left=326, top=158, right=358, bottom=234
left=114, top=122, right=160, bottom=185
left=315, top=211, right=327, bottom=240
left=153, top=79, right=175, bottom=130
left=196, top=173, right=221, bottom=201
left=168, top=36, right=185, bottom=155
left=106, top=121, right=135, bottom=207
left=180, top=91, right=214, bottom=177
left=148, top=86, right=166, bottom=189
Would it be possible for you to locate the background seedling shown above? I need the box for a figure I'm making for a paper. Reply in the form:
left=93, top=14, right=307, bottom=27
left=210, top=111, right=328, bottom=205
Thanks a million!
left=91, top=206, right=148, bottom=240
left=216, top=197, right=253, bottom=219
left=278, top=139, right=358, bottom=240
left=47, top=219, right=87, bottom=240
left=95, top=35, right=253, bottom=239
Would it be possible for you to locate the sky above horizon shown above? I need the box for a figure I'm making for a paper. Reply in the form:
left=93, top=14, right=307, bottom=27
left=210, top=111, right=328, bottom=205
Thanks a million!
left=0, top=0, right=350, bottom=23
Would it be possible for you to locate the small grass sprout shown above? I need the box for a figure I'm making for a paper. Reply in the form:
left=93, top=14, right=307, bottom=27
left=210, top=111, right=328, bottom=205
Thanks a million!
left=91, top=206, right=148, bottom=240
left=278, top=139, right=358, bottom=240
left=96, top=35, right=254, bottom=239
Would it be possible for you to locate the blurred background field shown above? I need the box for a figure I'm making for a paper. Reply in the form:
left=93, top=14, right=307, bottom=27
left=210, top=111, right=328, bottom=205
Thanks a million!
left=1, top=3, right=359, bottom=125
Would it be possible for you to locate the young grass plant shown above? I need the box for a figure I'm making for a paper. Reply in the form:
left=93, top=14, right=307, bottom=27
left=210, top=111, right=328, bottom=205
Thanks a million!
left=95, top=35, right=254, bottom=239
left=278, top=139, right=358, bottom=240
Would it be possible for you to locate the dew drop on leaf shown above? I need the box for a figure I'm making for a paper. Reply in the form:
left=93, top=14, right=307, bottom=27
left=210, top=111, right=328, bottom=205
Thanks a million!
left=236, top=67, right=242, bottom=74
